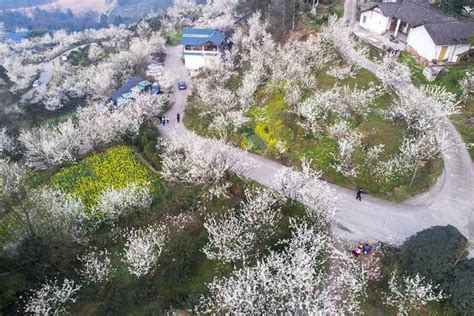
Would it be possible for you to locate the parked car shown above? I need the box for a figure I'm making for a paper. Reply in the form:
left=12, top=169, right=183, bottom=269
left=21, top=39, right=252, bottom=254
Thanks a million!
left=32, top=80, right=41, bottom=87
left=178, top=81, right=187, bottom=90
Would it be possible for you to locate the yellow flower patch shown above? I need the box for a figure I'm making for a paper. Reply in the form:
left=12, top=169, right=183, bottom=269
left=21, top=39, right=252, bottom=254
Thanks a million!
left=52, top=146, right=155, bottom=208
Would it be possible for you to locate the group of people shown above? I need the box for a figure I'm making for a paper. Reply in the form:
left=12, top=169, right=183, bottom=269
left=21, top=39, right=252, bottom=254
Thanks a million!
left=158, top=113, right=180, bottom=126
left=351, top=241, right=372, bottom=257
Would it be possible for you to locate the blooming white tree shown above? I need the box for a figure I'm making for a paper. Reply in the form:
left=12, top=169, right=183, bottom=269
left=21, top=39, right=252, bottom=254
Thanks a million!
left=326, top=64, right=359, bottom=80
left=95, top=183, right=152, bottom=222
left=296, top=84, right=381, bottom=134
left=20, top=94, right=165, bottom=167
left=0, top=127, right=16, bottom=157
left=122, top=226, right=168, bottom=277
left=384, top=270, right=446, bottom=315
left=197, top=220, right=330, bottom=314
left=87, top=43, right=103, bottom=62
left=136, top=20, right=152, bottom=39
left=195, top=0, right=239, bottom=31
left=376, top=55, right=412, bottom=86
left=203, top=188, right=282, bottom=262
left=0, top=158, right=28, bottom=199
left=273, top=159, right=338, bottom=223
left=160, top=131, right=256, bottom=199
left=78, top=248, right=114, bottom=284
left=2, top=56, right=38, bottom=92
left=328, top=120, right=364, bottom=177
left=25, top=188, right=87, bottom=242
left=19, top=120, right=80, bottom=168
left=460, top=70, right=474, bottom=98
left=198, top=218, right=369, bottom=314
left=22, top=278, right=81, bottom=315
left=421, top=84, right=460, bottom=118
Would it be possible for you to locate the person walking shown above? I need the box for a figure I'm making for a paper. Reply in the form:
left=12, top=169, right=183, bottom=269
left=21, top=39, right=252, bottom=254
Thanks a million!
left=162, top=117, right=166, bottom=126
left=176, top=113, right=180, bottom=123
left=166, top=117, right=170, bottom=124
left=356, top=189, right=366, bottom=201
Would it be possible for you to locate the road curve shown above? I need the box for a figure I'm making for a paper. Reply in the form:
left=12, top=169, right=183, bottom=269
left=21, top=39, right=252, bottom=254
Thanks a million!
left=159, top=41, right=474, bottom=245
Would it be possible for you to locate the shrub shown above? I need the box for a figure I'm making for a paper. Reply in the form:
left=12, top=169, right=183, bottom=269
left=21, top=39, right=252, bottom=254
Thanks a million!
left=448, top=258, right=474, bottom=314
left=400, top=225, right=468, bottom=285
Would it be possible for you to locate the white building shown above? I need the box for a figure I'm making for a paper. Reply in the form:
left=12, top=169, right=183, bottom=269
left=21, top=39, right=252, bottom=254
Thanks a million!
left=359, top=1, right=474, bottom=63
left=181, top=28, right=227, bottom=69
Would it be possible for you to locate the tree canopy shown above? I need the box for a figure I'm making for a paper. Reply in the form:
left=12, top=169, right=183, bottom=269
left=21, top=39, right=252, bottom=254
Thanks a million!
left=400, top=225, right=468, bottom=284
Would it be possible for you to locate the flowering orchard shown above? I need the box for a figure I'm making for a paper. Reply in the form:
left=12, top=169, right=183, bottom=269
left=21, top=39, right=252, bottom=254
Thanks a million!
left=185, top=14, right=444, bottom=200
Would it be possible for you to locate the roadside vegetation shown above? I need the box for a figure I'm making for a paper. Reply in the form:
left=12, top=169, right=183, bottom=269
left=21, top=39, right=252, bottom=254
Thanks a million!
left=399, top=52, right=474, bottom=158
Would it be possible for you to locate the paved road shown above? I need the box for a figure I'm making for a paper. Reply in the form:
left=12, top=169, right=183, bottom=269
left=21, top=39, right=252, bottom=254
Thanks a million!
left=159, top=38, right=474, bottom=245
left=21, top=44, right=90, bottom=103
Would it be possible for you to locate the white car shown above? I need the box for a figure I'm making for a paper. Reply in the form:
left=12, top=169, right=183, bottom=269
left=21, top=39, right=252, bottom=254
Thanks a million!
left=32, top=80, right=41, bottom=87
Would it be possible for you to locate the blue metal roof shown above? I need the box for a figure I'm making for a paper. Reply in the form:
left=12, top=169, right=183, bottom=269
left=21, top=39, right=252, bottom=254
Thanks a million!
left=181, top=28, right=225, bottom=46
left=110, top=76, right=144, bottom=103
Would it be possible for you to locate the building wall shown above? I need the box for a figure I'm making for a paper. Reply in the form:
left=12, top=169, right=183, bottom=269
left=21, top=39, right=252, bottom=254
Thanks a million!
left=183, top=52, right=221, bottom=69
left=441, top=44, right=470, bottom=63
left=407, top=26, right=437, bottom=60
left=359, top=9, right=390, bottom=35
left=408, top=26, right=471, bottom=62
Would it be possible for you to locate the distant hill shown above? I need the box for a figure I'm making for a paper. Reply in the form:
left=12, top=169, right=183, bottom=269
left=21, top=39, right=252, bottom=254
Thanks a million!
left=0, top=0, right=53, bottom=10
left=109, top=0, right=173, bottom=22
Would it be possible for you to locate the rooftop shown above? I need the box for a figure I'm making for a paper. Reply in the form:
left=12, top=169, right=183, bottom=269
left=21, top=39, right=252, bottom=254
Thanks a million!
left=110, top=77, right=151, bottom=103
left=424, top=21, right=474, bottom=45
left=361, top=1, right=456, bottom=26
left=181, top=28, right=225, bottom=46
left=361, top=1, right=474, bottom=45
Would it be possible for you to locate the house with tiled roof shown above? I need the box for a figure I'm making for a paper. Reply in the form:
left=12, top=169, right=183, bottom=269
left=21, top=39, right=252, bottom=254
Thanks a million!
left=181, top=27, right=227, bottom=69
left=359, top=0, right=474, bottom=63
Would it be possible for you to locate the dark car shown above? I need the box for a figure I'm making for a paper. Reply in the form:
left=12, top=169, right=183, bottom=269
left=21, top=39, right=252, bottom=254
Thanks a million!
left=178, top=81, right=187, bottom=90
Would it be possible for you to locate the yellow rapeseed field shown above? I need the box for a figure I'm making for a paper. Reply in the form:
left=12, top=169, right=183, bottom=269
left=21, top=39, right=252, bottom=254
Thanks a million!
left=52, top=146, right=155, bottom=208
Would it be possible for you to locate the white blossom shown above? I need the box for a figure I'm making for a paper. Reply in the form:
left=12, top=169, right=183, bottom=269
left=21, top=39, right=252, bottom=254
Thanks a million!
left=160, top=131, right=256, bottom=199
left=0, top=158, right=28, bottom=198
left=78, top=248, right=114, bottom=284
left=122, top=226, right=168, bottom=277
left=0, top=127, right=16, bottom=157
left=95, top=183, right=152, bottom=222
left=22, top=278, right=81, bottom=315
left=460, top=70, right=474, bottom=98
left=384, top=270, right=446, bottom=315
left=326, top=64, right=358, bottom=80
left=203, top=188, right=282, bottom=262
left=273, top=159, right=338, bottom=223
left=328, top=120, right=364, bottom=177
left=26, top=188, right=87, bottom=242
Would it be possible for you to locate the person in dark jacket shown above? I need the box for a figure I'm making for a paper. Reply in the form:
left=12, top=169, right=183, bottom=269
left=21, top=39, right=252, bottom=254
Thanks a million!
left=356, top=189, right=366, bottom=201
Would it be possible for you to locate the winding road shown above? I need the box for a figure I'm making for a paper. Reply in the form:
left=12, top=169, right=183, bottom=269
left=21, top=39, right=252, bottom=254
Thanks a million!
left=158, top=6, right=474, bottom=246
left=21, top=44, right=91, bottom=103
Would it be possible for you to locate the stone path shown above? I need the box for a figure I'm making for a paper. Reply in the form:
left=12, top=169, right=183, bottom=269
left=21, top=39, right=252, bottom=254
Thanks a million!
left=158, top=36, right=474, bottom=245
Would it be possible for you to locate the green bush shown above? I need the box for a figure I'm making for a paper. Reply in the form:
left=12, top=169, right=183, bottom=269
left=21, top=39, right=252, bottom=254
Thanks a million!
left=400, top=225, right=468, bottom=285
left=448, top=258, right=474, bottom=314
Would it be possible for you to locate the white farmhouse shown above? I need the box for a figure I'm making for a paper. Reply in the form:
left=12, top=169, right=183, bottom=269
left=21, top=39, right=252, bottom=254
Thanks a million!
left=181, top=27, right=227, bottom=69
left=360, top=1, right=474, bottom=63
